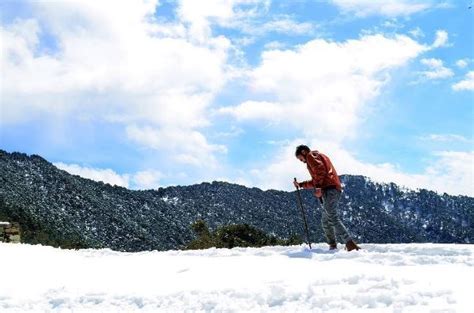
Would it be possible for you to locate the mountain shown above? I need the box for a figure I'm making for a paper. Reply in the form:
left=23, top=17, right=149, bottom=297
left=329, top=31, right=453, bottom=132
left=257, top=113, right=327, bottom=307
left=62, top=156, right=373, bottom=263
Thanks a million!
left=0, top=149, right=472, bottom=251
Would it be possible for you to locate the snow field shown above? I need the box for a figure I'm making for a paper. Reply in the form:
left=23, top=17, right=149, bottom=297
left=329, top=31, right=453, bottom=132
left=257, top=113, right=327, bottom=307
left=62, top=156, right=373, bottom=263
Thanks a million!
left=0, top=243, right=472, bottom=312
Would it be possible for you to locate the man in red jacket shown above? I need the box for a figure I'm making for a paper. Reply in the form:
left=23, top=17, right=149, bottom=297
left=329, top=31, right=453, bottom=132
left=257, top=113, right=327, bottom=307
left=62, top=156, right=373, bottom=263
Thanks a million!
left=293, top=145, right=360, bottom=251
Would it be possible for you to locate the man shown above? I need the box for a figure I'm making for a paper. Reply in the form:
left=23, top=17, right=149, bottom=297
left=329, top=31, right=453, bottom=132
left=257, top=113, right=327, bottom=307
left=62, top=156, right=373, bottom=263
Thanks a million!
left=293, top=145, right=360, bottom=251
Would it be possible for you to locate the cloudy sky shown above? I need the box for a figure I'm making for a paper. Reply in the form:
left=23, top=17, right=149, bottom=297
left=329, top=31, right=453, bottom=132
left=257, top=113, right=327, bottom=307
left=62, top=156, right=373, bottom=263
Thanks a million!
left=1, top=0, right=473, bottom=195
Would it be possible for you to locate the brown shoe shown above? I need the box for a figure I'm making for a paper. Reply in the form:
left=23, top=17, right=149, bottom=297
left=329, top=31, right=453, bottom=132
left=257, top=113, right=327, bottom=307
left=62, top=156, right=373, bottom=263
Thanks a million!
left=345, top=239, right=361, bottom=251
left=329, top=243, right=337, bottom=250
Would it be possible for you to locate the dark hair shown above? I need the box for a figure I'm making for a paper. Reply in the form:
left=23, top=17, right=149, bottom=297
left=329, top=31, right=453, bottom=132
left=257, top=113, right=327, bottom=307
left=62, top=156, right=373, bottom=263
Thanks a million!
left=295, top=145, right=310, bottom=156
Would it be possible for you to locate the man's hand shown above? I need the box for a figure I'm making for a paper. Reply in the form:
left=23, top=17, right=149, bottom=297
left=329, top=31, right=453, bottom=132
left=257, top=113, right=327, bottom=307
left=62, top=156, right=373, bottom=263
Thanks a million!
left=314, top=188, right=322, bottom=198
left=293, top=179, right=300, bottom=189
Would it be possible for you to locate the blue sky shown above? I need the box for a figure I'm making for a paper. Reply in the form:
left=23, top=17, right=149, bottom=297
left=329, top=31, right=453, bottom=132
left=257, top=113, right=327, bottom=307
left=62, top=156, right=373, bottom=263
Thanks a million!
left=1, top=0, right=473, bottom=195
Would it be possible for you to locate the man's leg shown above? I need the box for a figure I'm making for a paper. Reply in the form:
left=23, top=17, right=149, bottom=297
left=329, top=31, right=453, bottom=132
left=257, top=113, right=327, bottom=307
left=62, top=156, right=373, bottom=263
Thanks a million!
left=321, top=204, right=336, bottom=246
left=322, top=188, right=351, bottom=243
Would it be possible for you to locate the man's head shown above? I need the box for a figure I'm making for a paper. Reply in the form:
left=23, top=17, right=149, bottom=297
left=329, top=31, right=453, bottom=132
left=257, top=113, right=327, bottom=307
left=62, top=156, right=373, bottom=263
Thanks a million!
left=295, top=145, right=311, bottom=163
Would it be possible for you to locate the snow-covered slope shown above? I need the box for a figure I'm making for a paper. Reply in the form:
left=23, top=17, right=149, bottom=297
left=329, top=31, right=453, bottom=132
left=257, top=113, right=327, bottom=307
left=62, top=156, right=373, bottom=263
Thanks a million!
left=1, top=243, right=472, bottom=312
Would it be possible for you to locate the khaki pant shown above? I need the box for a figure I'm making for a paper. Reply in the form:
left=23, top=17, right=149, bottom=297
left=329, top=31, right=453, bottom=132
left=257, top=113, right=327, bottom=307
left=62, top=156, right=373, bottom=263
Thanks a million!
left=321, top=188, right=351, bottom=244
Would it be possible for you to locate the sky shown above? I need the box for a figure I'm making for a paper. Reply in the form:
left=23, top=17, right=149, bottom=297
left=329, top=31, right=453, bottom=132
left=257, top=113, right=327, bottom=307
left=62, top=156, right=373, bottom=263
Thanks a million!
left=1, top=0, right=473, bottom=196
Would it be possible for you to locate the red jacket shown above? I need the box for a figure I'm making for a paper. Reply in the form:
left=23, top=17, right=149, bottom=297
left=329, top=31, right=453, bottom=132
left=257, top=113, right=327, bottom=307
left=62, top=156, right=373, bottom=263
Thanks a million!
left=300, top=150, right=342, bottom=191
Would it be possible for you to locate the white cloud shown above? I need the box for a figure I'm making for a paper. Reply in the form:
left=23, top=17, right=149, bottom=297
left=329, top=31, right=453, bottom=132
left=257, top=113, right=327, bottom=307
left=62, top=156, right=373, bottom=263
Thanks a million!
left=213, top=126, right=245, bottom=138
left=423, top=151, right=474, bottom=196
left=244, top=141, right=474, bottom=196
left=177, top=0, right=270, bottom=40
left=263, top=41, right=286, bottom=50
left=131, top=170, right=164, bottom=190
left=432, top=29, right=449, bottom=48
left=54, top=162, right=130, bottom=187
left=54, top=163, right=164, bottom=190
left=342, top=149, right=474, bottom=197
left=177, top=0, right=314, bottom=41
left=3, top=0, right=468, bottom=196
left=219, top=101, right=285, bottom=122
left=254, top=16, right=316, bottom=35
left=420, top=134, right=471, bottom=143
left=420, top=58, right=453, bottom=79
left=409, top=27, right=425, bottom=38
left=452, top=71, right=474, bottom=91
left=222, top=34, right=427, bottom=140
left=126, top=125, right=227, bottom=167
left=233, top=36, right=257, bottom=46
left=219, top=30, right=471, bottom=196
left=381, top=19, right=404, bottom=29
left=1, top=0, right=233, bottom=172
left=330, top=0, right=433, bottom=17
left=455, top=59, right=469, bottom=69
left=245, top=141, right=310, bottom=191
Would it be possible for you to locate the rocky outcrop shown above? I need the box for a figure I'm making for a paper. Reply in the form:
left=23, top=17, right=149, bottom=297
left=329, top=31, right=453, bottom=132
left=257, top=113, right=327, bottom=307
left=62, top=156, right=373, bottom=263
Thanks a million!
left=0, top=221, right=21, bottom=243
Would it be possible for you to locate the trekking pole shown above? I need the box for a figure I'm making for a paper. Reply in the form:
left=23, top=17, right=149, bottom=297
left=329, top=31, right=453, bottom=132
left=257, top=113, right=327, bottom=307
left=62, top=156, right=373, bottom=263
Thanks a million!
left=294, top=178, right=312, bottom=249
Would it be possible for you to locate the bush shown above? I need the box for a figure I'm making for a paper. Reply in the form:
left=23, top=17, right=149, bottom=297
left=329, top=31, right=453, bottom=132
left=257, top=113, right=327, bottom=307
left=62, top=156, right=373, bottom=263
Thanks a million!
left=0, top=197, right=88, bottom=249
left=186, top=219, right=302, bottom=250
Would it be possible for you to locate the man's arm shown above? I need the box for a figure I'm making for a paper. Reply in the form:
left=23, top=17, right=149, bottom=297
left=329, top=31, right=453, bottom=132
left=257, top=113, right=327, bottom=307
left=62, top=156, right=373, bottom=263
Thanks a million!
left=299, top=152, right=326, bottom=189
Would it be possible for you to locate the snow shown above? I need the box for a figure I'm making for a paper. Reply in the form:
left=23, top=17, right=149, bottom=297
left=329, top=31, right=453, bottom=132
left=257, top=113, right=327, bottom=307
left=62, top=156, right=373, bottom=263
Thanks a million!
left=0, top=243, right=473, bottom=312
left=161, top=196, right=179, bottom=205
